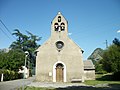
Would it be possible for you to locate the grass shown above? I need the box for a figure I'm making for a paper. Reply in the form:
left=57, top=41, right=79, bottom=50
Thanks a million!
left=84, top=73, right=120, bottom=86
left=84, top=80, right=120, bottom=86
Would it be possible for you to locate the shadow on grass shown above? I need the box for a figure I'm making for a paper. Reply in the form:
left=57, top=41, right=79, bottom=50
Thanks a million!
left=96, top=74, right=113, bottom=81
left=96, top=72, right=120, bottom=81
left=56, top=85, right=120, bottom=90
left=109, top=84, right=120, bottom=89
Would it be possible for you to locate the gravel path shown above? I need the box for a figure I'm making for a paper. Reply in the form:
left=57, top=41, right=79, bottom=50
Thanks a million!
left=0, top=76, right=35, bottom=90
left=28, top=82, right=87, bottom=88
left=28, top=82, right=120, bottom=90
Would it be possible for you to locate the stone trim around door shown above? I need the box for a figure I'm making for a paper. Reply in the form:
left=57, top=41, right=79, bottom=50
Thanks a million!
left=53, top=61, right=66, bottom=82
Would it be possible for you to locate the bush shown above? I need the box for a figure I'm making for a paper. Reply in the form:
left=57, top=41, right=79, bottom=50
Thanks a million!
left=96, top=70, right=107, bottom=74
left=0, top=69, right=22, bottom=81
left=113, top=71, right=120, bottom=81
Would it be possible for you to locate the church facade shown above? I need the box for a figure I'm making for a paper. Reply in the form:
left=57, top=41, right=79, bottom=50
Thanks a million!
left=36, top=12, right=95, bottom=82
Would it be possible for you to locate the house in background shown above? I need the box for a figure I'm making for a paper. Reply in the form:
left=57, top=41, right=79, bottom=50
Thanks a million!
left=84, top=60, right=95, bottom=80
left=36, top=12, right=95, bottom=82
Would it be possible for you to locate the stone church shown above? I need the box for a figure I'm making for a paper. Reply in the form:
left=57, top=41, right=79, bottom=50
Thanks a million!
left=36, top=12, right=95, bottom=82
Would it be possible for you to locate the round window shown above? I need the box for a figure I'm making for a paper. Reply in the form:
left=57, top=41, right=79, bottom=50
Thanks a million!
left=56, top=41, right=64, bottom=49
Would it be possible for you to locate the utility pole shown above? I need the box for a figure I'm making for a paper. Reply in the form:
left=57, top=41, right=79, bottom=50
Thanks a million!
left=105, top=40, right=108, bottom=48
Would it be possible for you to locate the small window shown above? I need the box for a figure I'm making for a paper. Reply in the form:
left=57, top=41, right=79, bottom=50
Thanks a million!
left=58, top=16, right=61, bottom=22
left=54, top=23, right=59, bottom=31
left=56, top=41, right=64, bottom=49
left=61, top=23, right=65, bottom=31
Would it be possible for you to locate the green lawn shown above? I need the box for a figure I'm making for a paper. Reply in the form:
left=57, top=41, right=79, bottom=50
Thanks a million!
left=84, top=80, right=120, bottom=86
left=84, top=73, right=120, bottom=86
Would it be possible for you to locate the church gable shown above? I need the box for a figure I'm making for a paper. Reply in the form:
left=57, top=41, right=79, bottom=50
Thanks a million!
left=37, top=13, right=83, bottom=58
left=36, top=12, right=95, bottom=82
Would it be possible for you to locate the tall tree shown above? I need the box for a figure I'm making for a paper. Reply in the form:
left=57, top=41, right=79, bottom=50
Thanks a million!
left=26, top=31, right=41, bottom=52
left=10, top=29, right=41, bottom=52
left=10, top=29, right=41, bottom=68
left=102, top=38, right=120, bottom=73
left=10, top=29, right=29, bottom=51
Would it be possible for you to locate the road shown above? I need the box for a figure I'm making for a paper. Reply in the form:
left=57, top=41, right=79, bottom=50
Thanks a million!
left=0, top=76, right=35, bottom=90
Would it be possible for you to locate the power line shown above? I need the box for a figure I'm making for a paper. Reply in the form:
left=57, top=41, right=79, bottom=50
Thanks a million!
left=0, top=19, right=16, bottom=39
left=0, top=27, right=12, bottom=40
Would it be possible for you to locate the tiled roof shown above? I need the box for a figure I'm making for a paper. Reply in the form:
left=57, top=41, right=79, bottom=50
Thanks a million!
left=84, top=60, right=95, bottom=70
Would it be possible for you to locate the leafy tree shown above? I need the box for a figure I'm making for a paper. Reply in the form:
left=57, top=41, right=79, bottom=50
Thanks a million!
left=10, top=29, right=41, bottom=67
left=0, top=29, right=41, bottom=79
left=10, top=29, right=41, bottom=52
left=0, top=49, right=25, bottom=70
left=10, top=29, right=29, bottom=51
left=26, top=31, right=41, bottom=52
left=102, top=38, right=120, bottom=73
left=113, top=38, right=120, bottom=46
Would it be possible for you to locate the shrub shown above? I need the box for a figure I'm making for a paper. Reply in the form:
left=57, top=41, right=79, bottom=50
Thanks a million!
left=113, top=71, right=120, bottom=81
left=0, top=69, right=22, bottom=81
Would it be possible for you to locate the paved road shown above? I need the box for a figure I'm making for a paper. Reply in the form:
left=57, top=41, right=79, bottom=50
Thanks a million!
left=0, top=76, right=35, bottom=90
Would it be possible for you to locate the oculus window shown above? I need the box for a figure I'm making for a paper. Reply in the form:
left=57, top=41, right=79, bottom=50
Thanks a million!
left=56, top=41, right=64, bottom=49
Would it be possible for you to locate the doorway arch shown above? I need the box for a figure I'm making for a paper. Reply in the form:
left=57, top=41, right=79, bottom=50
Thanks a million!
left=53, top=61, right=66, bottom=82
left=56, top=63, right=64, bottom=82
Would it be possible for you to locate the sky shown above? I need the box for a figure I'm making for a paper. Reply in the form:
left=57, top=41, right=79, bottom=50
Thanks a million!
left=0, top=0, right=120, bottom=59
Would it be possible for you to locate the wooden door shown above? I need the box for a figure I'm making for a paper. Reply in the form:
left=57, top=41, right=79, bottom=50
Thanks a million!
left=56, top=64, right=64, bottom=82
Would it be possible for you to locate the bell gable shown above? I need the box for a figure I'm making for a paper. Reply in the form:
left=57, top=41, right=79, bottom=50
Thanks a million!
left=51, top=12, right=68, bottom=37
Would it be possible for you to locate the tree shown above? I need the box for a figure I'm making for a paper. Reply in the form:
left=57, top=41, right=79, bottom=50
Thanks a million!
left=0, top=49, right=25, bottom=70
left=102, top=38, right=120, bottom=73
left=10, top=29, right=41, bottom=68
left=10, top=29, right=41, bottom=52
left=113, top=38, right=120, bottom=46
left=10, top=29, right=29, bottom=51
left=26, top=31, right=41, bottom=52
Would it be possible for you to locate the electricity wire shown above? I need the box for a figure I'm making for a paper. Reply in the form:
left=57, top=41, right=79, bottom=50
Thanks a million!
left=0, top=19, right=16, bottom=40
left=0, top=27, right=12, bottom=40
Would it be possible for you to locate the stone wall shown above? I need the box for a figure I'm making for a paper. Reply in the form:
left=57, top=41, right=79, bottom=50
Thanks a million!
left=84, top=70, right=95, bottom=80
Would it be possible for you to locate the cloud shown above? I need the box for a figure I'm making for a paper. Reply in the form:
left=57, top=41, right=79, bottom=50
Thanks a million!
left=117, top=30, right=120, bottom=33
left=68, top=33, right=72, bottom=35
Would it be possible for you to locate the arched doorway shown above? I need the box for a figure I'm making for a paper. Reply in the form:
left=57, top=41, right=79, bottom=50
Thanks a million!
left=56, top=63, right=64, bottom=82
left=53, top=61, right=66, bottom=82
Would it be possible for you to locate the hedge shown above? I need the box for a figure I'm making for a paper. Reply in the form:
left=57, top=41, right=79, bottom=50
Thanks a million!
left=0, top=69, right=23, bottom=81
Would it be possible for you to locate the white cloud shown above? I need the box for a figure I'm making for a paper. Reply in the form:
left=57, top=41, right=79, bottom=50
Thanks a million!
left=117, top=30, right=120, bottom=33
left=68, top=33, right=72, bottom=35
